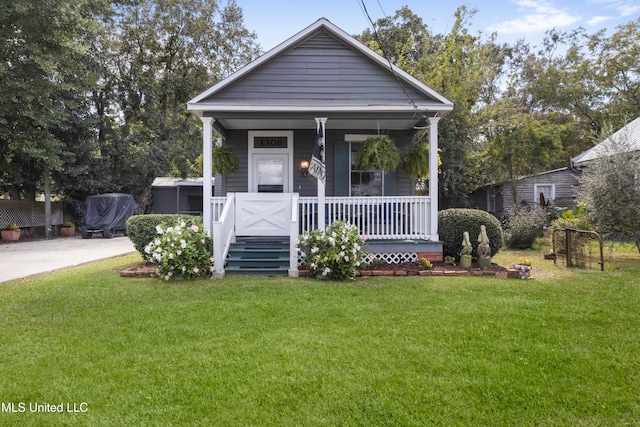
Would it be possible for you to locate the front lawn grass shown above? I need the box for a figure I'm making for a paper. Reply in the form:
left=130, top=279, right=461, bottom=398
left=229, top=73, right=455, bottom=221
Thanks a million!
left=1, top=251, right=639, bottom=426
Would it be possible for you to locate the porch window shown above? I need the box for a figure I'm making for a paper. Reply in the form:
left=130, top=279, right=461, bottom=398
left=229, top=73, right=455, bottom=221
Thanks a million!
left=350, top=144, right=383, bottom=196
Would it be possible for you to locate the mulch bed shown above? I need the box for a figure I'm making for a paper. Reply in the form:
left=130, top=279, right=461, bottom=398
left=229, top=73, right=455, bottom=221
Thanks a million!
left=348, top=261, right=516, bottom=278
left=121, top=261, right=519, bottom=279
left=120, top=262, right=157, bottom=278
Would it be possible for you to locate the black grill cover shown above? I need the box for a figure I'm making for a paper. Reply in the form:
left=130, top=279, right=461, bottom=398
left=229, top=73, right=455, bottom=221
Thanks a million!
left=84, top=193, right=134, bottom=231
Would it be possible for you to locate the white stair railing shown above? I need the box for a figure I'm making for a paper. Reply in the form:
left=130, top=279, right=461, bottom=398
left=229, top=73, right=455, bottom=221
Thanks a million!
left=289, top=193, right=299, bottom=277
left=211, top=194, right=235, bottom=278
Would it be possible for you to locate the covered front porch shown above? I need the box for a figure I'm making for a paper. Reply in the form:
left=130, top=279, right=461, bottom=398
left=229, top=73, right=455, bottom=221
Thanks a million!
left=187, top=18, right=453, bottom=277
left=210, top=193, right=442, bottom=277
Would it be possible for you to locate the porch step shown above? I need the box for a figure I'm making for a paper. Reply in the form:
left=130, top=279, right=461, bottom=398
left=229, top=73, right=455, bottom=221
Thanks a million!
left=225, top=237, right=290, bottom=276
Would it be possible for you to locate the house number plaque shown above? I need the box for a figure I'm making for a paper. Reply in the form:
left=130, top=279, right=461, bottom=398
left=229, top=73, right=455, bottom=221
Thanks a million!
left=254, top=137, right=287, bottom=148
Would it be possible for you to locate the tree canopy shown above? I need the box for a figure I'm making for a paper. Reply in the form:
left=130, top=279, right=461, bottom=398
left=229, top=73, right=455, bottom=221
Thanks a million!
left=1, top=2, right=638, bottom=219
left=1, top=0, right=260, bottom=212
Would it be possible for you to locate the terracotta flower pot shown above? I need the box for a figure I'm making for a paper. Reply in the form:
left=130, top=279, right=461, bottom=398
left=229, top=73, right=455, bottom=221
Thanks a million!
left=61, top=227, right=76, bottom=237
left=1, top=229, right=21, bottom=241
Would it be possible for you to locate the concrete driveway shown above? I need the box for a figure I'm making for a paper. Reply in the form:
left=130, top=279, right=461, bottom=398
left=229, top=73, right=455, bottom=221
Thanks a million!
left=0, top=236, right=136, bottom=283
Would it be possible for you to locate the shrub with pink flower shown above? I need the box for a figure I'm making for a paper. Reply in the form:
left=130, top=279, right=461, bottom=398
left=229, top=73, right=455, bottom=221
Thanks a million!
left=145, top=219, right=213, bottom=280
left=297, top=221, right=367, bottom=280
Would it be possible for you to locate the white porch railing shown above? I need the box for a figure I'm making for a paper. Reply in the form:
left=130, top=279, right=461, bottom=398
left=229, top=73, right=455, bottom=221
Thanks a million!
left=211, top=194, right=235, bottom=278
left=298, top=196, right=432, bottom=240
left=208, top=194, right=433, bottom=277
left=212, top=197, right=227, bottom=222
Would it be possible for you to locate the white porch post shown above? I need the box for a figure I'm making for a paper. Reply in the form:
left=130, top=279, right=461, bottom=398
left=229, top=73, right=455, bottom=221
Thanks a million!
left=201, top=117, right=214, bottom=234
left=315, top=117, right=327, bottom=231
left=429, top=116, right=440, bottom=241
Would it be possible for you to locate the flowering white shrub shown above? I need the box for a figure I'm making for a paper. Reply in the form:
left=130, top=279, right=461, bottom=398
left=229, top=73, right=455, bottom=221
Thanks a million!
left=145, top=220, right=213, bottom=280
left=297, top=221, right=367, bottom=280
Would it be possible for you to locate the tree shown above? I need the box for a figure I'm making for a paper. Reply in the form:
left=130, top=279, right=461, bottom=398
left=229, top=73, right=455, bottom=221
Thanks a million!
left=357, top=6, right=507, bottom=207
left=502, top=19, right=640, bottom=160
left=0, top=0, right=101, bottom=234
left=82, top=0, right=260, bottom=210
left=576, top=125, right=640, bottom=254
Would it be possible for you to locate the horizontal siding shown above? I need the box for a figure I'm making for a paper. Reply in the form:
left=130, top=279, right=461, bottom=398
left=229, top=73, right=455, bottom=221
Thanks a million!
left=152, top=188, right=177, bottom=214
left=502, top=169, right=579, bottom=214
left=293, top=129, right=318, bottom=196
left=225, top=130, right=249, bottom=193
left=208, top=30, right=436, bottom=104
left=220, top=129, right=417, bottom=198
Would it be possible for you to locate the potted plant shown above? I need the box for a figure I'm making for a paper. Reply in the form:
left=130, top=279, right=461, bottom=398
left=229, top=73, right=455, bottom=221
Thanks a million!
left=513, top=257, right=533, bottom=279
left=2, top=223, right=21, bottom=241
left=211, top=146, right=239, bottom=175
left=61, top=221, right=76, bottom=237
left=353, top=135, right=401, bottom=172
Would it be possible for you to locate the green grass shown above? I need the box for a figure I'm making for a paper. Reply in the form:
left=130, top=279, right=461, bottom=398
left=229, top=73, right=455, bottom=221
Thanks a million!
left=1, top=249, right=639, bottom=426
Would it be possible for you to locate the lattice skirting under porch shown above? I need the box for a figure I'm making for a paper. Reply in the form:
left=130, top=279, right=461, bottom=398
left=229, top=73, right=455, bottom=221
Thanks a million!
left=365, top=252, right=418, bottom=264
left=298, top=251, right=423, bottom=267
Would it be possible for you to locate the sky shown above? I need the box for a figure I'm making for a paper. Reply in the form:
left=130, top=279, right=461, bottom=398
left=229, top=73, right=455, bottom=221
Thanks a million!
left=235, top=0, right=640, bottom=51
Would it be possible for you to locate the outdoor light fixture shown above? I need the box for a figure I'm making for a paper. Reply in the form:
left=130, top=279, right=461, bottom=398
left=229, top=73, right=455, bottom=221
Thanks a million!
left=300, top=159, right=310, bottom=177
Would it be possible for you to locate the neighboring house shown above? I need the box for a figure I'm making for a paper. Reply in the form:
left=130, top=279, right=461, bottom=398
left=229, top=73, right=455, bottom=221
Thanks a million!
left=470, top=117, right=640, bottom=218
left=571, top=116, right=640, bottom=166
left=151, top=177, right=214, bottom=215
left=470, top=168, right=580, bottom=217
left=187, top=18, right=453, bottom=277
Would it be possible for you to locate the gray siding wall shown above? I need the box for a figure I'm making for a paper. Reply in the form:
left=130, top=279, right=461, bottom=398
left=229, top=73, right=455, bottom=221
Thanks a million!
left=223, top=130, right=249, bottom=193
left=152, top=188, right=177, bottom=214
left=152, top=187, right=209, bottom=214
left=502, top=169, right=579, bottom=213
left=218, top=129, right=416, bottom=197
left=206, top=31, right=436, bottom=105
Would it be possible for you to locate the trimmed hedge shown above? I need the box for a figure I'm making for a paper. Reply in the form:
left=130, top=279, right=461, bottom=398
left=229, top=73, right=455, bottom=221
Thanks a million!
left=127, top=214, right=203, bottom=260
left=438, top=209, right=503, bottom=258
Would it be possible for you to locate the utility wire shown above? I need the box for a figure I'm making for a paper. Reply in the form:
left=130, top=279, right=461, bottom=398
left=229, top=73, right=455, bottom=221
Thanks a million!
left=358, top=0, right=419, bottom=114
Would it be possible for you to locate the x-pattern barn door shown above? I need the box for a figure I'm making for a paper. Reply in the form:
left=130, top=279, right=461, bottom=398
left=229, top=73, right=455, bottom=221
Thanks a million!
left=235, top=193, right=292, bottom=236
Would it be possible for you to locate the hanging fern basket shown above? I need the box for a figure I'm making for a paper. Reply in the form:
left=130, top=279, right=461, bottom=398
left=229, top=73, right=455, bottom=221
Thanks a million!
left=402, top=143, right=442, bottom=179
left=402, top=143, right=430, bottom=179
left=353, top=135, right=400, bottom=171
left=211, top=146, right=239, bottom=176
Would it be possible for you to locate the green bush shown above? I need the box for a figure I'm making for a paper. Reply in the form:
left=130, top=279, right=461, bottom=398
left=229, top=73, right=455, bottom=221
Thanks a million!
left=503, top=205, right=549, bottom=249
left=297, top=221, right=367, bottom=281
left=145, top=219, right=213, bottom=280
left=127, top=214, right=202, bottom=260
left=438, top=209, right=503, bottom=258
left=548, top=207, right=593, bottom=255
left=550, top=207, right=593, bottom=232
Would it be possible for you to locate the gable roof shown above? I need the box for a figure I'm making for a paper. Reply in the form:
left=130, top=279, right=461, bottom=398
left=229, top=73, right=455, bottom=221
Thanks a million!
left=188, top=18, right=453, bottom=130
left=475, top=167, right=574, bottom=189
left=572, top=116, right=640, bottom=165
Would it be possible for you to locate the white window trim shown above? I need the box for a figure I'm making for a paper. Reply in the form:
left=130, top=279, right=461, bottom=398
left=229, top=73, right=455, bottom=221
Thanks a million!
left=345, top=134, right=384, bottom=197
left=248, top=131, right=294, bottom=193
left=534, top=183, right=555, bottom=204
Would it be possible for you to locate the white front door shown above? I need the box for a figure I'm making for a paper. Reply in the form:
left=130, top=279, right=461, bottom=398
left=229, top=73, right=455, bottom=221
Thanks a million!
left=248, top=131, right=293, bottom=193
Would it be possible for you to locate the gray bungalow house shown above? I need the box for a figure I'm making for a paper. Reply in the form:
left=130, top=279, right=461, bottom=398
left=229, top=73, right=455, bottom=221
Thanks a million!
left=187, top=18, right=453, bottom=277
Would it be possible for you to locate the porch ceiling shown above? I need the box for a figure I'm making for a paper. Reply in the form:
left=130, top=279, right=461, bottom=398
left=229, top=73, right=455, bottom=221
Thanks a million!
left=202, top=110, right=438, bottom=131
